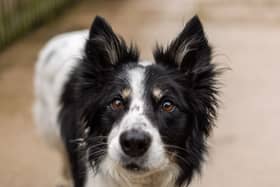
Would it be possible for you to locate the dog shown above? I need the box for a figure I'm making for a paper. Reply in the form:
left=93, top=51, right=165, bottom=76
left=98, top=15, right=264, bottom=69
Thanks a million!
left=34, top=15, right=220, bottom=187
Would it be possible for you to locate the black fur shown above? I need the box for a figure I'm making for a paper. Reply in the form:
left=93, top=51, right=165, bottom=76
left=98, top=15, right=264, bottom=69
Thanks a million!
left=59, top=15, right=220, bottom=187
left=153, top=15, right=219, bottom=185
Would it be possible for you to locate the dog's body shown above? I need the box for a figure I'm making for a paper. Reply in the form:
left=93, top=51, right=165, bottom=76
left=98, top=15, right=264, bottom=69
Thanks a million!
left=34, top=16, right=220, bottom=187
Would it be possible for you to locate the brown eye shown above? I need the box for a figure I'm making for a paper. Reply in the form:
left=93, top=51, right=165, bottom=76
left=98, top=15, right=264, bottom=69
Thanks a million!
left=111, top=99, right=125, bottom=111
left=161, top=101, right=176, bottom=112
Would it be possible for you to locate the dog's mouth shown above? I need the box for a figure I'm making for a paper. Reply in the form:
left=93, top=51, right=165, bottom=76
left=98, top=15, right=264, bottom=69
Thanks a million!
left=123, top=162, right=146, bottom=172
left=119, top=159, right=169, bottom=179
left=119, top=156, right=148, bottom=173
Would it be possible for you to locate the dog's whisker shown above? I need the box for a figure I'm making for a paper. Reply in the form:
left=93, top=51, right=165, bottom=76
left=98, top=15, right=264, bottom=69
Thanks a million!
left=87, top=135, right=108, bottom=140
left=87, top=146, right=107, bottom=151
left=87, top=143, right=108, bottom=150
left=165, top=150, right=190, bottom=167
left=164, top=144, right=188, bottom=153
left=88, top=149, right=107, bottom=156
left=69, top=138, right=86, bottom=144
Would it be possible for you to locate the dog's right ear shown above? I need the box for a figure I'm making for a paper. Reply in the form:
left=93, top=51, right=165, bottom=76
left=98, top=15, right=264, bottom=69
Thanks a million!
left=84, top=16, right=139, bottom=69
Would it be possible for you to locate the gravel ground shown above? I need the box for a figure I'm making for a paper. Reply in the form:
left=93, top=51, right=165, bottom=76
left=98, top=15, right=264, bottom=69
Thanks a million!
left=0, top=0, right=279, bottom=187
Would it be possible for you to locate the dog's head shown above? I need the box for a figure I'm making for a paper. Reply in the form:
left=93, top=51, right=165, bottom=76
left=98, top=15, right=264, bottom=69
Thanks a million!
left=76, top=16, right=220, bottom=186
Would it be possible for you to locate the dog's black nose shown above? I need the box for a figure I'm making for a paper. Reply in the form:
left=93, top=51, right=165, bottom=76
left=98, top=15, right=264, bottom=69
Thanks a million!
left=120, top=129, right=151, bottom=157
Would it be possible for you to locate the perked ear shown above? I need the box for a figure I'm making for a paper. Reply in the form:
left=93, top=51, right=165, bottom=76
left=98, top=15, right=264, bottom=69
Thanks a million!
left=85, top=16, right=139, bottom=69
left=154, top=15, right=220, bottom=137
left=153, top=15, right=211, bottom=74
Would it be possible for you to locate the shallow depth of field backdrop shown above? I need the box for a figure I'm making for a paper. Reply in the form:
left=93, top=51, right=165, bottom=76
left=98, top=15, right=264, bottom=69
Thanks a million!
left=0, top=0, right=279, bottom=187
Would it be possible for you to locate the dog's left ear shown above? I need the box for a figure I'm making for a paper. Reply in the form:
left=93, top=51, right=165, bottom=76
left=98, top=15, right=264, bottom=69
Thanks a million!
left=85, top=16, right=139, bottom=69
left=154, top=15, right=211, bottom=75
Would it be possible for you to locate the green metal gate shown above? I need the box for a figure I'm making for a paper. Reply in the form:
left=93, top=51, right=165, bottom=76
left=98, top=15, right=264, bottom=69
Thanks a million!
left=0, top=0, right=75, bottom=51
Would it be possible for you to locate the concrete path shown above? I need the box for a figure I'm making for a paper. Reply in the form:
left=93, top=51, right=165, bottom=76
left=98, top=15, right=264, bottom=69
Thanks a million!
left=0, top=0, right=279, bottom=186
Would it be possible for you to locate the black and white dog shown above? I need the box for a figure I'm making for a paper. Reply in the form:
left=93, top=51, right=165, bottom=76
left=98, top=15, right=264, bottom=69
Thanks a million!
left=34, top=15, right=220, bottom=187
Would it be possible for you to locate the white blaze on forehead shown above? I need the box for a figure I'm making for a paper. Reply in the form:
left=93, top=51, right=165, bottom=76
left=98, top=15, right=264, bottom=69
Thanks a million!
left=127, top=67, right=146, bottom=113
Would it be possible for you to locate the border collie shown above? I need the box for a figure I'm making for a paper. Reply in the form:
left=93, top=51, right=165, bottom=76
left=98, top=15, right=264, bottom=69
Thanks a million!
left=34, top=15, right=220, bottom=187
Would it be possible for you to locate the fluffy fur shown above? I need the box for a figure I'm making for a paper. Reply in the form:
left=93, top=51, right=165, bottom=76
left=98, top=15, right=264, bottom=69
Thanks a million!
left=34, top=15, right=221, bottom=187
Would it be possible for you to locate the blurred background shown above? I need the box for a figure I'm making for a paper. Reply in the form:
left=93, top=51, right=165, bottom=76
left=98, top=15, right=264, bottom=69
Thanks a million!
left=0, top=0, right=279, bottom=186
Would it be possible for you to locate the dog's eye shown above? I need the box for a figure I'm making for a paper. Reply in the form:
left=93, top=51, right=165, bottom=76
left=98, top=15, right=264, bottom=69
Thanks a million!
left=111, top=98, right=125, bottom=111
left=161, top=100, right=176, bottom=112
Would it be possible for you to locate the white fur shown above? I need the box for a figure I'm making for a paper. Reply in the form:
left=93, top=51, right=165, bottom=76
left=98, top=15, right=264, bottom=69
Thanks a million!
left=34, top=30, right=88, bottom=150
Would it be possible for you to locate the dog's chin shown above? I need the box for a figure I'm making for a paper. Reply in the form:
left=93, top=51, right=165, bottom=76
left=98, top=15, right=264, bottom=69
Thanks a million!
left=119, top=158, right=170, bottom=178
left=121, top=159, right=150, bottom=175
left=101, top=154, right=168, bottom=179
left=96, top=154, right=180, bottom=186
left=119, top=162, right=164, bottom=180
left=109, top=163, right=148, bottom=180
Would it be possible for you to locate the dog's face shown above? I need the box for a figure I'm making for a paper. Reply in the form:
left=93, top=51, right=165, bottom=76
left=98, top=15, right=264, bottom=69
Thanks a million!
left=76, top=16, right=219, bottom=186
